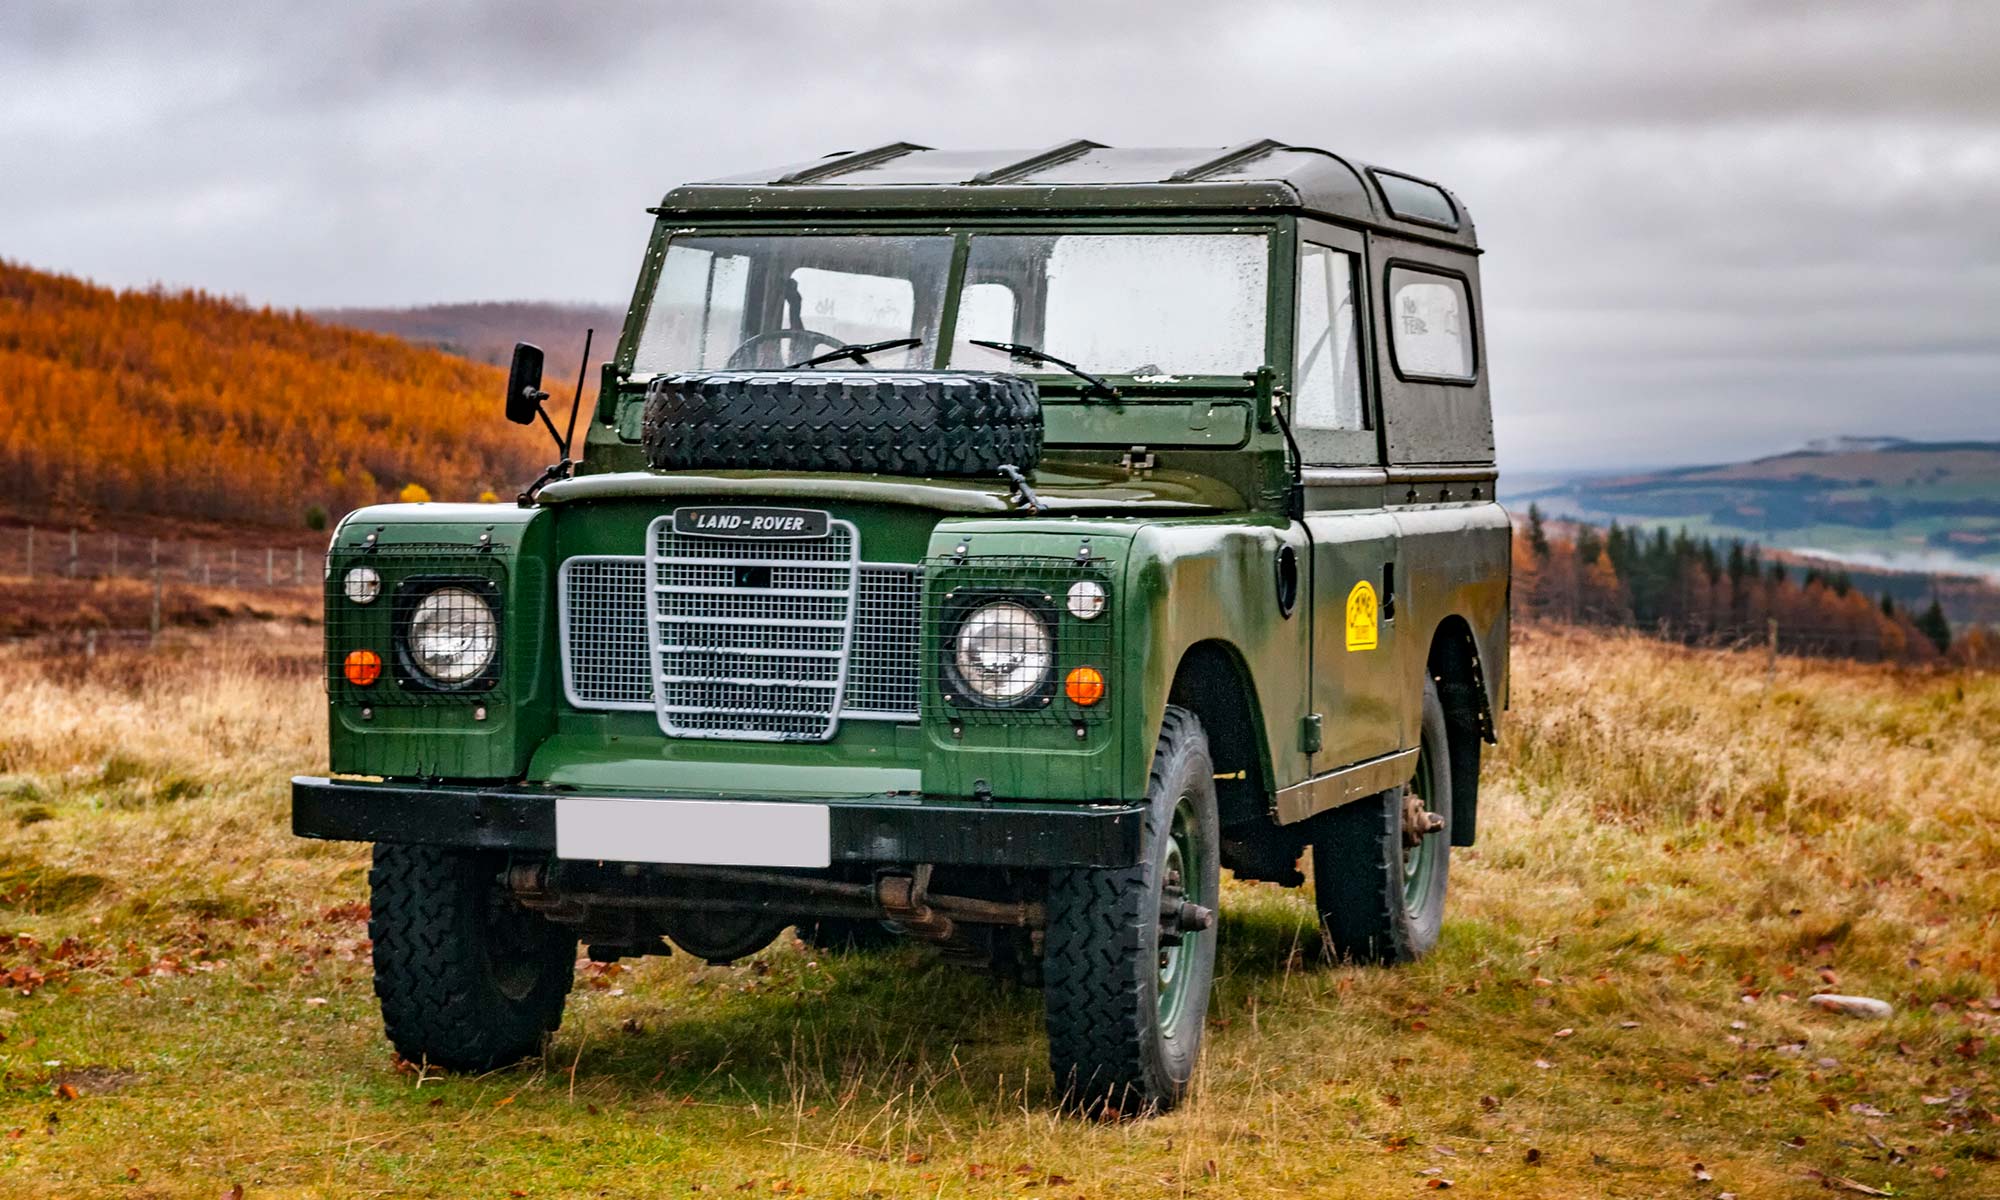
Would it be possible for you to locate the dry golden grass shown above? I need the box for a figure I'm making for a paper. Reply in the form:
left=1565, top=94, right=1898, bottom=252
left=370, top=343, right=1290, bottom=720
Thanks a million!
left=0, top=622, right=1993, bottom=1197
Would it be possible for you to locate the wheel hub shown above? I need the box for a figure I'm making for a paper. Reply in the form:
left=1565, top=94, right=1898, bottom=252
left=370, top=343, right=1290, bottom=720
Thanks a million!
left=1402, top=788, right=1444, bottom=849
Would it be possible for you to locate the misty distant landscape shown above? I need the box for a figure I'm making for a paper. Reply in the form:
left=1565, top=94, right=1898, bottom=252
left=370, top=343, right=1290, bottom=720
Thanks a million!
left=1504, top=437, right=2000, bottom=582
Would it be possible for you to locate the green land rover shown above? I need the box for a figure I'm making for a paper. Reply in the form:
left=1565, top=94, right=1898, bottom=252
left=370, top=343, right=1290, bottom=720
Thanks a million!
left=293, top=139, right=1510, bottom=1115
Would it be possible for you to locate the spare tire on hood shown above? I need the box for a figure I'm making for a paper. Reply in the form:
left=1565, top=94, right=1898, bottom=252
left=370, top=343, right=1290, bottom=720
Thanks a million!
left=640, top=370, right=1042, bottom=477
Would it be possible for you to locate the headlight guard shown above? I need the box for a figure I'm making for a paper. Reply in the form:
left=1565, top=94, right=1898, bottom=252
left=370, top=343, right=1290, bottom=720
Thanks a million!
left=391, top=575, right=504, bottom=693
left=924, top=554, right=1114, bottom=724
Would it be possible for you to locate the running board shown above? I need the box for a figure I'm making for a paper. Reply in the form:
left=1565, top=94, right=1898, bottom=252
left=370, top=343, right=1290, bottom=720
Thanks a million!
left=1274, top=747, right=1420, bottom=825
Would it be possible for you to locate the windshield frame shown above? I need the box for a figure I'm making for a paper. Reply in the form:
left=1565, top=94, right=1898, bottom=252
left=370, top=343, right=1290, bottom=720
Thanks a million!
left=618, top=216, right=1284, bottom=393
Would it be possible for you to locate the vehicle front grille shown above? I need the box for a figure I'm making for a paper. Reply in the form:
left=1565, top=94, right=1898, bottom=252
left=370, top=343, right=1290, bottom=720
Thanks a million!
left=648, top=519, right=857, bottom=741
left=557, top=557, right=652, bottom=708
left=557, top=524, right=920, bottom=737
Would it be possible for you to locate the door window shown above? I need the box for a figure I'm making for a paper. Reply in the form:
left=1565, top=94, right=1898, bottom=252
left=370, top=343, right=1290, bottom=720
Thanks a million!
left=1293, top=243, right=1364, bottom=431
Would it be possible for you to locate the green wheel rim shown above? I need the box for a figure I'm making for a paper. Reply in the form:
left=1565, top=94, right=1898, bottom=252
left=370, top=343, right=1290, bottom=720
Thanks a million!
left=1402, top=744, right=1442, bottom=912
left=1157, top=795, right=1202, bottom=1037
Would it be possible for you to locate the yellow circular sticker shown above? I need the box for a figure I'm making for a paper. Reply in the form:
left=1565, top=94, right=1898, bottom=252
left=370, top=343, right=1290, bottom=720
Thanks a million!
left=1345, top=580, right=1379, bottom=652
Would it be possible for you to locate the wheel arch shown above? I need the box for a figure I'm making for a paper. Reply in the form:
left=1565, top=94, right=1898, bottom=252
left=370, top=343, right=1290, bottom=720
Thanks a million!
left=1165, top=638, right=1274, bottom=833
left=1426, top=615, right=1490, bottom=846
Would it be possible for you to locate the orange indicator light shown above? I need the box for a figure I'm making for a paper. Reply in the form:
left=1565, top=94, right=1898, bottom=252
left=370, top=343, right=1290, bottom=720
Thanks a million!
left=1064, top=666, right=1106, bottom=707
left=344, top=649, right=383, bottom=686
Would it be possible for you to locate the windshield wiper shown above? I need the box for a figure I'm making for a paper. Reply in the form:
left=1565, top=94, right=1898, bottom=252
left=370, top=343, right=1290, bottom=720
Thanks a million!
left=968, top=339, right=1120, bottom=401
left=788, top=337, right=922, bottom=369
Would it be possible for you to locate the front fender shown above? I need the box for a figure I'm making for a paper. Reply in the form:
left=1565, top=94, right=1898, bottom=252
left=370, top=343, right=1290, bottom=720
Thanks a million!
left=324, top=502, right=558, bottom=780
left=1119, top=517, right=1312, bottom=803
left=915, top=519, right=1136, bottom=802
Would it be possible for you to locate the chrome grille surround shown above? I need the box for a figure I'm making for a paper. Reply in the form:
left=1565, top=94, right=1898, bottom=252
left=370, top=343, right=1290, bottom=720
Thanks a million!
left=645, top=515, right=859, bottom=742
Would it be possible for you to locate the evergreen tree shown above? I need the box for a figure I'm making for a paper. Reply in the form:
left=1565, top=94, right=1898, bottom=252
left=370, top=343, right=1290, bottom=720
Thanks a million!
left=1575, top=524, right=1603, bottom=568
left=1915, top=595, right=1953, bottom=654
left=1526, top=503, right=1551, bottom=561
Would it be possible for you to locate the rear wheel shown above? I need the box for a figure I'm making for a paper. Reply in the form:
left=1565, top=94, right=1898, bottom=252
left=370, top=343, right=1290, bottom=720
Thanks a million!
left=1043, top=706, right=1219, bottom=1116
left=369, top=846, right=576, bottom=1072
left=1311, top=677, right=1453, bottom=964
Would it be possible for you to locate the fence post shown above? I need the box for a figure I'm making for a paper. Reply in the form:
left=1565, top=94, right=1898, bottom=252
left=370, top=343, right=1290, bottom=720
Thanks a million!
left=151, top=567, right=163, bottom=646
left=230, top=547, right=238, bottom=585
left=1766, top=617, right=1779, bottom=685
left=266, top=547, right=274, bottom=586
left=295, top=546, right=304, bottom=585
left=69, top=527, right=79, bottom=578
left=111, top=533, right=119, bottom=578
left=203, top=556, right=211, bottom=586
left=150, top=536, right=159, bottom=569
left=23, top=526, right=30, bottom=578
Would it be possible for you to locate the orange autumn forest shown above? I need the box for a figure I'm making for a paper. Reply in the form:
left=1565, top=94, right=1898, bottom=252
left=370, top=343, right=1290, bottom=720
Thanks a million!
left=0, top=261, right=549, bottom=527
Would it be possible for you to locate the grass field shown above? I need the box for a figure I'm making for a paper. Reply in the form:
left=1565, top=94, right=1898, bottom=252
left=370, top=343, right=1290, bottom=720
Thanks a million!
left=0, top=624, right=1994, bottom=1197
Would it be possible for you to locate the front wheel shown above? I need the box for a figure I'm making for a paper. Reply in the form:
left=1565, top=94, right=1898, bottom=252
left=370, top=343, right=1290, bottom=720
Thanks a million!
left=1311, top=677, right=1453, bottom=964
left=1043, top=706, right=1220, bottom=1116
left=369, top=846, right=577, bottom=1072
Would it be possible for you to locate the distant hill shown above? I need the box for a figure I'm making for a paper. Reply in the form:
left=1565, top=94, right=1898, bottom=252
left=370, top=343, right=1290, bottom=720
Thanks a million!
left=1514, top=439, right=2000, bottom=576
left=0, top=261, right=548, bottom=528
left=316, top=301, right=624, bottom=406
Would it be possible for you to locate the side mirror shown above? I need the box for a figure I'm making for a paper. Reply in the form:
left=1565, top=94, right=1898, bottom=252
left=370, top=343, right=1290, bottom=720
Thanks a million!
left=505, top=342, right=547, bottom=425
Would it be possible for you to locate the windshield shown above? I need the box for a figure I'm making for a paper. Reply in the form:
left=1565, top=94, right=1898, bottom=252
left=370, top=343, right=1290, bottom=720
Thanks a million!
left=632, top=231, right=1270, bottom=380
left=947, top=233, right=1268, bottom=377
left=633, top=235, right=954, bottom=373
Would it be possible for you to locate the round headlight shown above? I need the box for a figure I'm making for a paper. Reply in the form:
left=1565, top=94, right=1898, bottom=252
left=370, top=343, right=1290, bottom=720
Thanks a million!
left=951, top=600, right=1053, bottom=704
left=1066, top=580, right=1106, bottom=620
left=406, top=586, right=498, bottom=685
left=343, top=566, right=381, bottom=605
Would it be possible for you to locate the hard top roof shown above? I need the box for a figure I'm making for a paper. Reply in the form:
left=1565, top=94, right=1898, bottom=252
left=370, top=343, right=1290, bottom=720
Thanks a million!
left=658, top=139, right=1477, bottom=249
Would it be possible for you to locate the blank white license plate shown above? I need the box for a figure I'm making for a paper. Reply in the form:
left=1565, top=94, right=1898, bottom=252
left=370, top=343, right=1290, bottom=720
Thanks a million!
left=555, top=797, right=831, bottom=868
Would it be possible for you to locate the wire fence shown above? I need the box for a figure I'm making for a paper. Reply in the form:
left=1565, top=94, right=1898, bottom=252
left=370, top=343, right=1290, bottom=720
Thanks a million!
left=0, top=523, right=319, bottom=589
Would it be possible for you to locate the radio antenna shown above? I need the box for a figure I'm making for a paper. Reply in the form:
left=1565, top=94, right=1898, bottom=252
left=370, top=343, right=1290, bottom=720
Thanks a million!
left=517, top=327, right=595, bottom=506
left=561, top=328, right=593, bottom=459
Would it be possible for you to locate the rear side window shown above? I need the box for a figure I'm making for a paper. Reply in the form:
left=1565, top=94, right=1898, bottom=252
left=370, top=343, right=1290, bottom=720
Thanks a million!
left=1387, top=266, right=1474, bottom=382
left=1372, top=170, right=1459, bottom=229
left=1293, top=243, right=1364, bottom=430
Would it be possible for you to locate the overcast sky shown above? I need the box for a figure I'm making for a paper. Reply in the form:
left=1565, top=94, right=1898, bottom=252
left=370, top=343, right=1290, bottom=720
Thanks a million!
left=7, top=0, right=1996, bottom=470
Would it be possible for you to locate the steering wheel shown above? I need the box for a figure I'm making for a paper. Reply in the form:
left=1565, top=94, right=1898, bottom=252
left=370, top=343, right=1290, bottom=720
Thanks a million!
left=723, top=328, right=847, bottom=370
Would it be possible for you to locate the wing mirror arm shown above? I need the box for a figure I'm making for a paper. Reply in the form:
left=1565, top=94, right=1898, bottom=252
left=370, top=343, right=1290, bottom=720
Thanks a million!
left=507, top=331, right=595, bottom=505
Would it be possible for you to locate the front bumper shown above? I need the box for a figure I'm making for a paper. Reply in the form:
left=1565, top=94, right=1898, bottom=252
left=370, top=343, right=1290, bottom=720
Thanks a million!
left=290, top=776, right=1145, bottom=869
